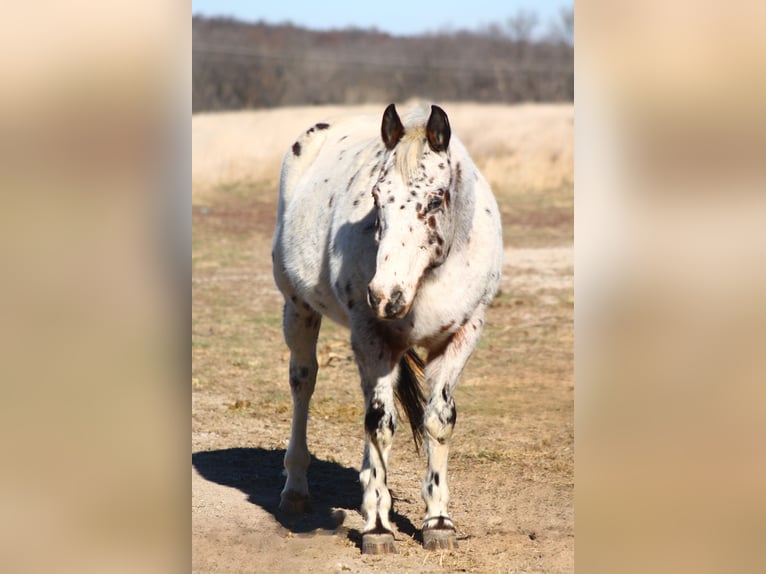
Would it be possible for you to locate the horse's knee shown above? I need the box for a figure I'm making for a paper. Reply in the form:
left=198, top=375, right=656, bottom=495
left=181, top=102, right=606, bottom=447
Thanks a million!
left=365, top=398, right=396, bottom=446
left=424, top=397, right=457, bottom=443
left=289, top=360, right=318, bottom=395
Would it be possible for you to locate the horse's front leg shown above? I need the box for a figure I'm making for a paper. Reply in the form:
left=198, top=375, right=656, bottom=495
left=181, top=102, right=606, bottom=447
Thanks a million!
left=421, top=307, right=488, bottom=550
left=352, top=327, right=401, bottom=554
left=279, top=298, right=322, bottom=513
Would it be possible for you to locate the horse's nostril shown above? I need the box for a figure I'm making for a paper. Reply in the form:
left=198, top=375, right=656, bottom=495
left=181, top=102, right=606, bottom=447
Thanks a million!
left=384, top=288, right=405, bottom=318
left=367, top=286, right=381, bottom=309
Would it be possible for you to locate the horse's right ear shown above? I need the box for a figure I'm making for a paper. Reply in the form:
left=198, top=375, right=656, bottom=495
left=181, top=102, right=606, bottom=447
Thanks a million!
left=381, top=104, right=404, bottom=150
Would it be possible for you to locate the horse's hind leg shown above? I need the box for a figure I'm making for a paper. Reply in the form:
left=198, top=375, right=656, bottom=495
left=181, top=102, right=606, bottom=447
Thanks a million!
left=421, top=309, right=487, bottom=550
left=279, top=298, right=322, bottom=513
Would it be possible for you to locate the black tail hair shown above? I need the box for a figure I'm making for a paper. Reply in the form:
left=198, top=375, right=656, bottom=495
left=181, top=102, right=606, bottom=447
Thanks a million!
left=395, top=349, right=427, bottom=452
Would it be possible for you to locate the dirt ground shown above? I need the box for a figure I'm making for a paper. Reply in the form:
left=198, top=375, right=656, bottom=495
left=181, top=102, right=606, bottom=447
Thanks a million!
left=192, top=103, right=573, bottom=573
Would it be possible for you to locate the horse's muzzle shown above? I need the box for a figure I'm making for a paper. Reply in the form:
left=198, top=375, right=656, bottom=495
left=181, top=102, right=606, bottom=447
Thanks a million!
left=367, top=285, right=409, bottom=320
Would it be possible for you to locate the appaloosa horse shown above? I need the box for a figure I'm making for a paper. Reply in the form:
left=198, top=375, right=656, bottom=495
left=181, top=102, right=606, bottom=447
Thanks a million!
left=272, top=103, right=503, bottom=554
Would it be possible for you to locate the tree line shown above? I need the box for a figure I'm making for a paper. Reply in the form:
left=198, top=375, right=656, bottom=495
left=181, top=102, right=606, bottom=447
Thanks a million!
left=192, top=10, right=573, bottom=112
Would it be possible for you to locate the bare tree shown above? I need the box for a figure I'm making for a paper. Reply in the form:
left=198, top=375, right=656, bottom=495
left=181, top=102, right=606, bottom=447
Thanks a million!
left=506, top=9, right=539, bottom=43
left=192, top=16, right=573, bottom=111
left=547, top=6, right=574, bottom=46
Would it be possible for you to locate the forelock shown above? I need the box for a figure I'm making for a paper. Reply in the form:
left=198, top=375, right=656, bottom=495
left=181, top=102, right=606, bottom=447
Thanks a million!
left=389, top=102, right=441, bottom=183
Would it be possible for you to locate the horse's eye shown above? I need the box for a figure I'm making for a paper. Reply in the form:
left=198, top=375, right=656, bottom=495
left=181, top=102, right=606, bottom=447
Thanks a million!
left=426, top=196, right=443, bottom=212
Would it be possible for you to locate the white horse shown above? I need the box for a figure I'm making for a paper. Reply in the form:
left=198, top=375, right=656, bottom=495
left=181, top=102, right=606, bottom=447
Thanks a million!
left=272, top=103, right=503, bottom=554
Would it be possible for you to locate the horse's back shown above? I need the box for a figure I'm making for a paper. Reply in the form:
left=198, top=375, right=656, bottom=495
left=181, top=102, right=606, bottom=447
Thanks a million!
left=273, top=114, right=379, bottom=323
left=278, top=115, right=376, bottom=209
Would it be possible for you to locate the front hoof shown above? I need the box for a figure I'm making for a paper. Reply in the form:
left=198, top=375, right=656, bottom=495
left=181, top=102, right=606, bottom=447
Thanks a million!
left=422, top=517, right=458, bottom=551
left=423, top=527, right=458, bottom=550
left=279, top=490, right=310, bottom=513
left=362, top=532, right=397, bottom=554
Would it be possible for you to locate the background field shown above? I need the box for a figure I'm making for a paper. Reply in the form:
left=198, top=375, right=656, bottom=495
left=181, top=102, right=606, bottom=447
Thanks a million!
left=192, top=102, right=573, bottom=573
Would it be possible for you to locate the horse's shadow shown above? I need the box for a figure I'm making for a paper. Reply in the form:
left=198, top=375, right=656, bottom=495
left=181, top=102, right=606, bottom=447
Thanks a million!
left=192, top=447, right=420, bottom=545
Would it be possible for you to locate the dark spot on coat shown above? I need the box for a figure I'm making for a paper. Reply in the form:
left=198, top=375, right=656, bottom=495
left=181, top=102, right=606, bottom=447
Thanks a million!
left=315, top=122, right=330, bottom=130
left=427, top=484, right=433, bottom=497
left=428, top=216, right=436, bottom=228
left=446, top=404, right=457, bottom=426
left=442, top=386, right=449, bottom=402
left=339, top=135, right=348, bottom=141
left=290, top=295, right=297, bottom=303
left=292, top=141, right=301, bottom=156
left=485, top=208, right=492, bottom=216
left=347, top=299, right=354, bottom=309
left=433, top=472, right=440, bottom=486
left=353, top=199, right=360, bottom=206
left=400, top=204, right=405, bottom=210
left=365, top=400, right=385, bottom=435
left=415, top=202, right=422, bottom=212
left=387, top=195, right=395, bottom=203
left=444, top=189, right=451, bottom=207
left=439, top=321, right=454, bottom=332
left=328, top=195, right=334, bottom=208
left=373, top=468, right=377, bottom=479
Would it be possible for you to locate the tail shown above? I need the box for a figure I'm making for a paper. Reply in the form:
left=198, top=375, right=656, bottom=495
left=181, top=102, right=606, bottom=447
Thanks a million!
left=395, top=349, right=427, bottom=452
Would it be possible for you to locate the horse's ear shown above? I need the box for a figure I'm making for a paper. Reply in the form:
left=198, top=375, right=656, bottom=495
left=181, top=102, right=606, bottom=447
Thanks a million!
left=426, top=105, right=451, bottom=152
left=381, top=103, right=404, bottom=150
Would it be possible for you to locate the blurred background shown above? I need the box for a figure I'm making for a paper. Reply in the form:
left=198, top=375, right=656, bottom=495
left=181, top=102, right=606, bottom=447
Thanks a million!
left=191, top=3, right=573, bottom=111
left=2, top=1, right=765, bottom=573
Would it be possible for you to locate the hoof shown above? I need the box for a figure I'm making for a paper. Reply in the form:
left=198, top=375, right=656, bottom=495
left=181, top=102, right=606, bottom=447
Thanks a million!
left=279, top=490, right=310, bottom=513
left=423, top=526, right=458, bottom=551
left=362, top=532, right=397, bottom=555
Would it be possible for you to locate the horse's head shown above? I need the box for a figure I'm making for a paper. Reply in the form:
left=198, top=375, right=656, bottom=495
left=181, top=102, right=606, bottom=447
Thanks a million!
left=367, top=104, right=458, bottom=320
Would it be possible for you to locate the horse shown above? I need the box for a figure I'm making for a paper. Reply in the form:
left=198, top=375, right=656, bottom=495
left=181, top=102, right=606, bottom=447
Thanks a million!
left=271, top=102, right=503, bottom=554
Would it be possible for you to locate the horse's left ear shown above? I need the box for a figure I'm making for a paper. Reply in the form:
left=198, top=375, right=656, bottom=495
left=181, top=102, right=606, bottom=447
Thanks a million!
left=426, top=105, right=451, bottom=152
left=381, top=104, right=405, bottom=150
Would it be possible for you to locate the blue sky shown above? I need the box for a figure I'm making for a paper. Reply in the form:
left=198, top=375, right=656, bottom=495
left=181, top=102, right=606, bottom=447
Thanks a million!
left=192, top=0, right=569, bottom=37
